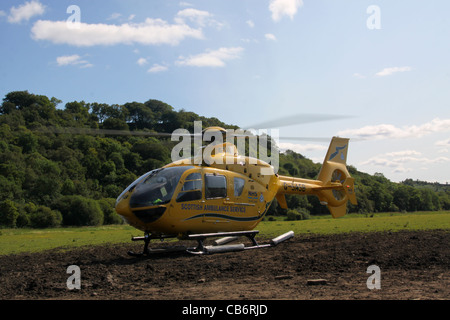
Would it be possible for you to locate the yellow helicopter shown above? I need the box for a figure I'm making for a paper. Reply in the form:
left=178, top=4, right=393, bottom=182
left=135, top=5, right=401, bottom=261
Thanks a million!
left=114, top=124, right=357, bottom=256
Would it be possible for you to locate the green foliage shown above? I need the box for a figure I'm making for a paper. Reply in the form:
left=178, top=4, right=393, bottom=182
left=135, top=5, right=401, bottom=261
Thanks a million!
left=0, top=90, right=448, bottom=229
left=55, top=195, right=103, bottom=226
left=268, top=145, right=449, bottom=217
left=2, top=212, right=448, bottom=256
left=28, top=206, right=62, bottom=228
left=286, top=207, right=310, bottom=221
left=98, top=198, right=123, bottom=225
left=0, top=90, right=243, bottom=228
left=0, top=200, right=19, bottom=227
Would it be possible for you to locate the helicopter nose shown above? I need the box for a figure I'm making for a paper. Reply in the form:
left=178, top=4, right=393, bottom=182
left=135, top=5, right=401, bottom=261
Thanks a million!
left=115, top=195, right=132, bottom=220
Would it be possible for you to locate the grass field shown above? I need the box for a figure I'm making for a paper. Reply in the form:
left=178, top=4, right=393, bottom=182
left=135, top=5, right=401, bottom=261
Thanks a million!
left=0, top=211, right=449, bottom=256
left=258, top=211, right=450, bottom=238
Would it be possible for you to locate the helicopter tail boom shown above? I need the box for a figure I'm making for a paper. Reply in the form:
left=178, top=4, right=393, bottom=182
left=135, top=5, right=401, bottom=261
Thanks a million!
left=277, top=136, right=357, bottom=218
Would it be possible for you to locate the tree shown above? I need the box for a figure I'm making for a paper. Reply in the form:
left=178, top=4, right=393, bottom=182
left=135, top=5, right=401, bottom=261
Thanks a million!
left=104, top=104, right=129, bottom=121
left=124, top=102, right=154, bottom=130
left=102, top=117, right=129, bottom=130
left=90, top=103, right=109, bottom=124
left=393, top=185, right=411, bottom=211
left=17, top=130, right=38, bottom=153
left=1, top=90, right=448, bottom=229
left=65, top=101, right=90, bottom=123
left=368, top=181, right=393, bottom=212
left=23, top=153, right=63, bottom=205
left=144, top=99, right=174, bottom=132
left=3, top=91, right=38, bottom=111
left=55, top=195, right=104, bottom=226
left=98, top=198, right=123, bottom=225
left=131, top=140, right=170, bottom=162
left=0, top=200, right=19, bottom=227
left=2, top=91, right=57, bottom=125
left=29, top=206, right=62, bottom=228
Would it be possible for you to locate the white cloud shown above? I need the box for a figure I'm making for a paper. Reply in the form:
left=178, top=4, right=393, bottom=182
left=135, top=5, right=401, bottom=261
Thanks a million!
left=360, top=149, right=450, bottom=169
left=362, top=156, right=450, bottom=167
left=435, top=138, right=450, bottom=153
left=175, top=8, right=223, bottom=29
left=246, top=20, right=255, bottom=28
left=278, top=142, right=327, bottom=154
left=31, top=18, right=203, bottom=47
left=384, top=150, right=422, bottom=157
left=107, top=13, right=122, bottom=21
left=435, top=138, right=450, bottom=147
left=147, top=64, right=168, bottom=73
left=179, top=2, right=193, bottom=7
left=56, top=54, right=92, bottom=68
left=338, top=118, right=450, bottom=141
left=56, top=55, right=80, bottom=66
left=241, top=38, right=258, bottom=44
left=265, top=33, right=277, bottom=41
left=8, top=0, right=45, bottom=24
left=269, top=0, right=303, bottom=22
left=360, top=157, right=399, bottom=168
left=176, top=47, right=244, bottom=67
left=375, top=66, right=412, bottom=77
left=394, top=167, right=413, bottom=173
left=353, top=73, right=366, bottom=79
left=137, top=58, right=148, bottom=66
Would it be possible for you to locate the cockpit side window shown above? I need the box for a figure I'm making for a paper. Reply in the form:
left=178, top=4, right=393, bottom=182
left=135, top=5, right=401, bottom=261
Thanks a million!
left=176, top=171, right=203, bottom=202
left=205, top=174, right=227, bottom=199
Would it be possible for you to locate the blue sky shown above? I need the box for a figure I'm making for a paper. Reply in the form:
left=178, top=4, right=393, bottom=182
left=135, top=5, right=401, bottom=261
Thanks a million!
left=1, top=0, right=449, bottom=183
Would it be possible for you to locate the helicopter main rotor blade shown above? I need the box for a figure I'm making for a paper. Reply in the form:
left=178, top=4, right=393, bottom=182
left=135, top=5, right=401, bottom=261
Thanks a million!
left=276, top=136, right=331, bottom=142
left=243, top=113, right=353, bottom=130
left=40, top=126, right=336, bottom=143
left=39, top=110, right=359, bottom=143
left=40, top=126, right=178, bottom=137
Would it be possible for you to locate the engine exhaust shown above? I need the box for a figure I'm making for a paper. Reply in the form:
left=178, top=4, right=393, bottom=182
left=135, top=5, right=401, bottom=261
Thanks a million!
left=270, top=231, right=295, bottom=246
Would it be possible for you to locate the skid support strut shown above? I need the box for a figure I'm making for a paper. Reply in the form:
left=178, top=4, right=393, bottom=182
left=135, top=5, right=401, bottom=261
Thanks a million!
left=127, top=233, right=181, bottom=257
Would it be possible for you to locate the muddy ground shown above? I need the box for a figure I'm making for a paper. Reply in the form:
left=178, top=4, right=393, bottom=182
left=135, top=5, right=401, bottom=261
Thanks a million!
left=0, top=230, right=448, bottom=304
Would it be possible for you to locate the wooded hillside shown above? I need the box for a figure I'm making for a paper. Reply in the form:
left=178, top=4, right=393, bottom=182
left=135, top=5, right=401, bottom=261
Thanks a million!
left=1, top=91, right=448, bottom=228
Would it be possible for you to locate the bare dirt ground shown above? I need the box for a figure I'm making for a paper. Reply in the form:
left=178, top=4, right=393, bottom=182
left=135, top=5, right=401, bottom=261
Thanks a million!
left=0, top=230, right=448, bottom=302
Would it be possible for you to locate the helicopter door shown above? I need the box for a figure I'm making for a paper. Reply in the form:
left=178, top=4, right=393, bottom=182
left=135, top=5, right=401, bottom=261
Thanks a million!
left=233, top=177, right=245, bottom=199
left=202, top=173, right=230, bottom=224
left=176, top=171, right=203, bottom=203
left=174, top=171, right=203, bottom=221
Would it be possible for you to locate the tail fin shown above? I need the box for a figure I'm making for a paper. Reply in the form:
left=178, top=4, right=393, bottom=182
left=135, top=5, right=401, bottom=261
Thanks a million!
left=316, top=137, right=357, bottom=218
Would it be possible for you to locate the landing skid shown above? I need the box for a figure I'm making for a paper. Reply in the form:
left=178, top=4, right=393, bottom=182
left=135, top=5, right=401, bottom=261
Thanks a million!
left=127, top=230, right=294, bottom=257
left=127, top=234, right=182, bottom=257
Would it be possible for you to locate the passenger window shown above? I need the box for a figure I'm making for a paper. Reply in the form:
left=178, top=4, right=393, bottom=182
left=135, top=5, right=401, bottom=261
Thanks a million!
left=205, top=174, right=227, bottom=199
left=181, top=172, right=202, bottom=191
left=234, top=177, right=245, bottom=197
left=176, top=172, right=202, bottom=202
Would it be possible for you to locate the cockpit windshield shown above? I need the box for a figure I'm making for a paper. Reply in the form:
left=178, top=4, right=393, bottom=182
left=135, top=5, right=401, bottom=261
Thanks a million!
left=128, top=166, right=193, bottom=208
